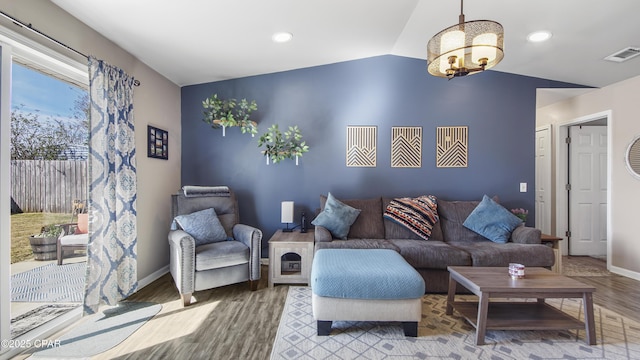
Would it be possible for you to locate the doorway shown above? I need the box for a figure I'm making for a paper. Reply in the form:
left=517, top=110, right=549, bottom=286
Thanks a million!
left=568, top=125, right=607, bottom=256
left=555, top=111, right=612, bottom=268
left=0, top=29, right=88, bottom=355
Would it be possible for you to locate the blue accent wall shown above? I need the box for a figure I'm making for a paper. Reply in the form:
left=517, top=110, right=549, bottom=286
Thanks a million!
left=180, top=55, right=584, bottom=256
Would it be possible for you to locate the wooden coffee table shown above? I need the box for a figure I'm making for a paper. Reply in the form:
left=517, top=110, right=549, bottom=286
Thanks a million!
left=446, top=266, right=596, bottom=345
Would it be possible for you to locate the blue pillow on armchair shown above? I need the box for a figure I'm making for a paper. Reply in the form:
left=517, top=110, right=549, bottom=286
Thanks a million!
left=463, top=195, right=523, bottom=244
left=173, top=207, right=228, bottom=246
left=311, top=192, right=361, bottom=239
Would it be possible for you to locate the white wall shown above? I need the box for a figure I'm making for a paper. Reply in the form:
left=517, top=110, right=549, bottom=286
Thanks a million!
left=537, top=75, right=640, bottom=278
left=1, top=0, right=181, bottom=281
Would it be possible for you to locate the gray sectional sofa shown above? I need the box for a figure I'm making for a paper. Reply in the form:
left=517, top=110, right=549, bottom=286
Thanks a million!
left=314, top=195, right=555, bottom=293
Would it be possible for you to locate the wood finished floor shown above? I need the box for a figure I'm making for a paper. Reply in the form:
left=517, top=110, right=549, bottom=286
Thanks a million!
left=562, top=256, right=640, bottom=324
left=20, top=256, right=640, bottom=360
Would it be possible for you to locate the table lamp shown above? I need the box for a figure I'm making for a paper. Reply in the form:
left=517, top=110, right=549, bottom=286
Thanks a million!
left=281, top=201, right=294, bottom=232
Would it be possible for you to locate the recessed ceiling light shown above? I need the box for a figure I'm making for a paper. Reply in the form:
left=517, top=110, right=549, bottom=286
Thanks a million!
left=272, top=32, right=293, bottom=43
left=527, top=31, right=552, bottom=43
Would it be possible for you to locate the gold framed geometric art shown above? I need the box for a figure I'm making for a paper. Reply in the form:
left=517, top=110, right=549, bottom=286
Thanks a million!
left=346, top=126, right=377, bottom=167
left=436, top=126, right=468, bottom=167
left=391, top=126, right=422, bottom=168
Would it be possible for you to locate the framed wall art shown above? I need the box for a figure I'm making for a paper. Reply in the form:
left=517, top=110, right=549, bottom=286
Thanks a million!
left=346, top=126, right=377, bottom=167
left=436, top=126, right=468, bottom=167
left=391, top=126, right=422, bottom=168
left=148, top=125, right=168, bottom=160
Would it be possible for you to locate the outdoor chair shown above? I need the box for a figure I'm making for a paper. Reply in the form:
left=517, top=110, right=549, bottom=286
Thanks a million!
left=57, top=213, right=88, bottom=265
left=168, top=187, right=262, bottom=306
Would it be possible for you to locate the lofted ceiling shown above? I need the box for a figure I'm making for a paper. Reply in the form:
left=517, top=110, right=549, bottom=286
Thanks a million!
left=52, top=0, right=640, bottom=89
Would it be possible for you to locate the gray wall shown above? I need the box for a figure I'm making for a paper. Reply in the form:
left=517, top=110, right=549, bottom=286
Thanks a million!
left=180, top=55, right=584, bottom=256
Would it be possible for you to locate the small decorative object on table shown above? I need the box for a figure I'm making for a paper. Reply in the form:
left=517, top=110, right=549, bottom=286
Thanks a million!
left=510, top=208, right=528, bottom=223
left=300, top=212, right=307, bottom=233
left=509, top=263, right=525, bottom=279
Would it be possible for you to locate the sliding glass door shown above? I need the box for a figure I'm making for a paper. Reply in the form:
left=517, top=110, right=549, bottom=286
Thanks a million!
left=0, top=28, right=88, bottom=357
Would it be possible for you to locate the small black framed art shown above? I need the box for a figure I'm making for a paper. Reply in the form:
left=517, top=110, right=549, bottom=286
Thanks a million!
left=148, top=125, right=168, bottom=160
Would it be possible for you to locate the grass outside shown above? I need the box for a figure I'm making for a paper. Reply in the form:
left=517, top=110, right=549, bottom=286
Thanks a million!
left=10, top=212, right=72, bottom=264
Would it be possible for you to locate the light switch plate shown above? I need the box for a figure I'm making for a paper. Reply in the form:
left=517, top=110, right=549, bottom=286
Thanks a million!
left=520, top=182, right=527, bottom=192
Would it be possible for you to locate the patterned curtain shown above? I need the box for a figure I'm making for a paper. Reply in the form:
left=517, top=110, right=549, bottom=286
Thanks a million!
left=84, top=57, right=138, bottom=314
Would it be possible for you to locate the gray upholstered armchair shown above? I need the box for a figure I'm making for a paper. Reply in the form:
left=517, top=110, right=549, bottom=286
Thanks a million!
left=168, top=188, right=262, bottom=306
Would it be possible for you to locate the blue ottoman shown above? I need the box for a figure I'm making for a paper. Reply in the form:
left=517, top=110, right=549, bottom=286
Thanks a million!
left=311, top=249, right=425, bottom=336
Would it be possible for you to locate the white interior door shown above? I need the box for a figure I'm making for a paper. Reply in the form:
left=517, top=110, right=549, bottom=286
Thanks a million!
left=569, top=125, right=607, bottom=256
left=535, top=125, right=552, bottom=234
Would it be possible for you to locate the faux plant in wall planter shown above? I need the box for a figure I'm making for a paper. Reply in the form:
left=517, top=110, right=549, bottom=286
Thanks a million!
left=258, top=125, right=310, bottom=165
left=202, top=94, right=258, bottom=137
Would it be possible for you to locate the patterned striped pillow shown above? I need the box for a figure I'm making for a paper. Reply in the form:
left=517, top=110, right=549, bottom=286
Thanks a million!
left=383, top=195, right=439, bottom=240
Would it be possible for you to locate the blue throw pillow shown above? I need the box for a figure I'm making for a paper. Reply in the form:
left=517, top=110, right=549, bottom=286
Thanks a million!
left=311, top=192, right=361, bottom=239
left=463, top=195, right=523, bottom=244
left=173, top=207, right=228, bottom=246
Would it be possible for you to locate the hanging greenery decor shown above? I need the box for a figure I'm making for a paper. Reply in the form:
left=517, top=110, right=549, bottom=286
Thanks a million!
left=258, top=125, right=310, bottom=165
left=202, top=94, right=258, bottom=136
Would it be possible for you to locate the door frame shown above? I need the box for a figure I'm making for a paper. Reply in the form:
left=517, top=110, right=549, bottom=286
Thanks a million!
left=0, top=42, right=11, bottom=351
left=555, top=110, right=612, bottom=268
left=535, top=124, right=552, bottom=234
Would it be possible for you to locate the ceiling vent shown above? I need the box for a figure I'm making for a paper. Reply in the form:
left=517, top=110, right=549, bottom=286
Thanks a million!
left=604, top=47, right=640, bottom=63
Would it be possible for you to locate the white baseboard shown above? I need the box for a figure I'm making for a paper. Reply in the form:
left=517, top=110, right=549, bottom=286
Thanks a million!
left=260, top=258, right=269, bottom=266
left=609, top=265, right=640, bottom=281
left=138, top=265, right=169, bottom=290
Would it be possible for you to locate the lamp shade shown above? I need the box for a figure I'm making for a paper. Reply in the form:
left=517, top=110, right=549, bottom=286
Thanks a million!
left=427, top=20, right=504, bottom=78
left=281, top=201, right=294, bottom=223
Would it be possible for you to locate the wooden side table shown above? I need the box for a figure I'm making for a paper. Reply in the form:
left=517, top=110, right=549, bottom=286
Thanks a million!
left=541, top=233, right=563, bottom=274
left=268, top=229, right=315, bottom=288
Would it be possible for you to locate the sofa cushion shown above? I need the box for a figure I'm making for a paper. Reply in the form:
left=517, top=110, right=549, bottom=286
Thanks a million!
left=383, top=198, right=443, bottom=241
left=437, top=198, right=488, bottom=243
left=312, top=193, right=361, bottom=239
left=195, top=240, right=249, bottom=271
left=318, top=194, right=384, bottom=239
left=315, top=239, right=399, bottom=252
left=448, top=241, right=555, bottom=267
left=383, top=195, right=439, bottom=240
left=173, top=207, right=228, bottom=246
left=463, top=195, right=523, bottom=244
left=387, top=239, right=471, bottom=269
left=511, top=226, right=542, bottom=244
left=59, top=233, right=88, bottom=246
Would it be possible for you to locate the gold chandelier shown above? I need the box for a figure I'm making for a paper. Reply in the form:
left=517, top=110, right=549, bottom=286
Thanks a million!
left=427, top=0, right=504, bottom=79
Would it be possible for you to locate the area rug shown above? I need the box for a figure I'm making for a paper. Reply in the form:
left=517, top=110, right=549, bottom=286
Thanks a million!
left=11, top=262, right=86, bottom=302
left=31, top=301, right=161, bottom=358
left=563, top=257, right=612, bottom=277
left=11, top=304, right=78, bottom=339
left=271, top=287, right=640, bottom=360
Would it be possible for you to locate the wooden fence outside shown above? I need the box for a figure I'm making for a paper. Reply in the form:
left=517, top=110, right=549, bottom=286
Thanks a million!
left=11, top=160, right=88, bottom=213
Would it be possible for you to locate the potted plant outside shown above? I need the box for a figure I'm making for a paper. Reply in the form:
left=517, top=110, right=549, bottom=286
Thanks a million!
left=258, top=124, right=310, bottom=165
left=202, top=94, right=258, bottom=136
left=29, top=224, right=63, bottom=260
